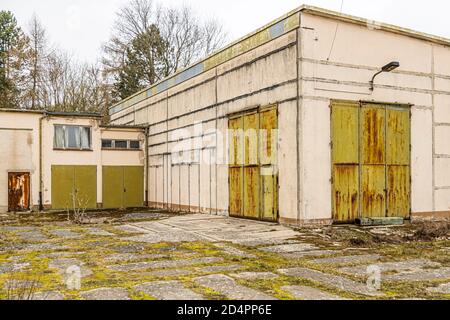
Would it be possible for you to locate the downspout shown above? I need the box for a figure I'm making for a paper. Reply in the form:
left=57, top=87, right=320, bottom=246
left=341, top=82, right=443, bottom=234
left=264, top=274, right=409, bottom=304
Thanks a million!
left=145, top=125, right=150, bottom=207
left=38, top=112, right=48, bottom=211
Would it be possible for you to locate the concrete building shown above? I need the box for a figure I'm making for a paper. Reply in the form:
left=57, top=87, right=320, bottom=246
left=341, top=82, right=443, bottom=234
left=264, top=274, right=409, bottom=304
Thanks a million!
left=0, top=109, right=146, bottom=212
left=108, top=5, right=450, bottom=226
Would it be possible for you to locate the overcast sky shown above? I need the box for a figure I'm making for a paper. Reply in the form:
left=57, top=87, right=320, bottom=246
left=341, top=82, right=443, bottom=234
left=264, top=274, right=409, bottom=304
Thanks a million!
left=3, top=0, right=450, bottom=64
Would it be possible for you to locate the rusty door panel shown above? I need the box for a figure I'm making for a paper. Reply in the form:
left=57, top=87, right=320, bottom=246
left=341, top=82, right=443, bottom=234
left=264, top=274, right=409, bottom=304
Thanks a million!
left=361, top=165, right=386, bottom=218
left=331, top=102, right=359, bottom=222
left=387, top=108, right=410, bottom=218
left=261, top=173, right=277, bottom=221
left=243, top=167, right=260, bottom=218
left=229, top=167, right=243, bottom=216
left=244, top=113, right=259, bottom=166
left=332, top=102, right=359, bottom=164
left=332, top=165, right=359, bottom=222
left=387, top=109, right=410, bottom=165
left=260, top=108, right=278, bottom=166
left=229, top=117, right=243, bottom=166
left=387, top=166, right=410, bottom=218
left=8, top=173, right=30, bottom=212
left=361, top=106, right=386, bottom=165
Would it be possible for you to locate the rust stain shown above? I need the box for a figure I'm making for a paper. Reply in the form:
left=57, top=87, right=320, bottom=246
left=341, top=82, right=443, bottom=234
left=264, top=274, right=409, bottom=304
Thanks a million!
left=8, top=172, right=30, bottom=212
left=362, top=108, right=385, bottom=165
left=333, top=165, right=359, bottom=222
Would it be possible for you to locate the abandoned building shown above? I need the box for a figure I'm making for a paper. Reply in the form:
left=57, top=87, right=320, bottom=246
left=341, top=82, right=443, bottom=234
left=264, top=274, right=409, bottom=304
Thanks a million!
left=2, top=5, right=450, bottom=226
left=107, top=5, right=450, bottom=226
left=0, top=109, right=146, bottom=212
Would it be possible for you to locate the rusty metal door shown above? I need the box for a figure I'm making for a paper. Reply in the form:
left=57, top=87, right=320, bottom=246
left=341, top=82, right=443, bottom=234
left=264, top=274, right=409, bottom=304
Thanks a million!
left=229, top=116, right=244, bottom=217
left=8, top=173, right=30, bottom=212
left=331, top=101, right=360, bottom=223
left=386, top=108, right=411, bottom=218
left=361, top=104, right=387, bottom=218
left=260, top=107, right=278, bottom=222
left=331, top=101, right=411, bottom=223
left=228, top=106, right=278, bottom=222
left=243, top=112, right=260, bottom=219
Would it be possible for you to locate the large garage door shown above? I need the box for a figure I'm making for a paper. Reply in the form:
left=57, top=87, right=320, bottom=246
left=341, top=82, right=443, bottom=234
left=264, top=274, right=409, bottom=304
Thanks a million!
left=228, top=106, right=278, bottom=222
left=103, top=166, right=144, bottom=209
left=51, top=165, right=97, bottom=210
left=331, top=101, right=411, bottom=223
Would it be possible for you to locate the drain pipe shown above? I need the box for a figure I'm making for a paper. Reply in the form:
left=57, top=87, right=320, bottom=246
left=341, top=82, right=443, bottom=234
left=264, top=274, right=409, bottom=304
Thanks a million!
left=145, top=125, right=150, bottom=207
left=38, top=112, right=48, bottom=211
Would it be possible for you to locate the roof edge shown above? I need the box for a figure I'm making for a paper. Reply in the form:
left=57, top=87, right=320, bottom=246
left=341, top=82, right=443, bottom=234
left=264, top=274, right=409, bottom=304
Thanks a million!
left=300, top=5, right=450, bottom=46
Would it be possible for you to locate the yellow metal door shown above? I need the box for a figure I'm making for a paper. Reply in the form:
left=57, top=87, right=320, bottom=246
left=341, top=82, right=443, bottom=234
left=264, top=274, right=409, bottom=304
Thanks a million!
left=243, top=113, right=259, bottom=219
left=260, top=107, right=278, bottom=222
left=51, top=166, right=75, bottom=209
left=331, top=101, right=360, bottom=223
left=74, top=166, right=97, bottom=209
left=103, top=166, right=124, bottom=209
left=229, top=116, right=244, bottom=217
left=124, top=166, right=144, bottom=208
left=361, top=105, right=386, bottom=218
left=387, top=108, right=411, bottom=218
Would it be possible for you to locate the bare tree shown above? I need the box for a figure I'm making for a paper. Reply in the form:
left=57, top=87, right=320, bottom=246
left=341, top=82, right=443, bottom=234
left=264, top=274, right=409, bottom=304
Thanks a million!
left=103, top=0, right=227, bottom=100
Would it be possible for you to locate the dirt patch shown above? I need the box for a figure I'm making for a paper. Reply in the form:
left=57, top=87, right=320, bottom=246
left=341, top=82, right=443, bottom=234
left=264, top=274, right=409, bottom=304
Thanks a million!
left=407, top=221, right=450, bottom=241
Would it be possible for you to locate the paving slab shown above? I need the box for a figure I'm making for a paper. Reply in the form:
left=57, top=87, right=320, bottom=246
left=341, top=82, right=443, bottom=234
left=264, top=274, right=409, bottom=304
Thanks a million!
left=143, top=269, right=194, bottom=278
left=20, top=243, right=68, bottom=252
left=0, top=262, right=30, bottom=274
left=123, top=231, right=204, bottom=244
left=260, top=243, right=317, bottom=253
left=3, top=226, right=36, bottom=232
left=80, top=288, right=130, bottom=300
left=104, top=253, right=168, bottom=263
left=17, top=230, right=48, bottom=242
left=48, top=258, right=93, bottom=278
left=38, top=252, right=84, bottom=259
left=194, top=274, right=276, bottom=300
left=310, top=255, right=381, bottom=266
left=197, top=265, right=243, bottom=273
left=282, top=285, right=347, bottom=300
left=279, top=267, right=383, bottom=297
left=113, top=225, right=146, bottom=234
left=85, top=228, right=114, bottom=237
left=4, top=279, right=42, bottom=290
left=385, top=268, right=450, bottom=282
left=49, top=229, right=82, bottom=239
left=230, top=272, right=279, bottom=280
left=108, top=257, right=223, bottom=272
left=427, top=283, right=450, bottom=294
left=29, top=291, right=65, bottom=301
left=121, top=212, right=169, bottom=221
left=214, top=243, right=256, bottom=258
left=113, top=244, right=146, bottom=253
left=281, top=250, right=339, bottom=259
left=134, top=281, right=204, bottom=300
left=340, top=259, right=442, bottom=277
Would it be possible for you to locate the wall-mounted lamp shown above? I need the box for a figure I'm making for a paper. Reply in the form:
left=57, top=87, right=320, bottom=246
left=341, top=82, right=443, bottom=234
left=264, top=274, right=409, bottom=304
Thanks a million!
left=369, top=61, right=400, bottom=91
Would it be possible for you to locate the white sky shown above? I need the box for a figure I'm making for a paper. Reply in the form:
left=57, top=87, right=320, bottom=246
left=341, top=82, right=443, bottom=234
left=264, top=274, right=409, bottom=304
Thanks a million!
left=3, top=0, right=450, bottom=64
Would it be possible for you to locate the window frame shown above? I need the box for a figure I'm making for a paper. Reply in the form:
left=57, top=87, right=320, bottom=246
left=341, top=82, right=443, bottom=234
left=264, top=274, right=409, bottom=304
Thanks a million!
left=53, top=124, right=93, bottom=151
left=101, top=139, right=142, bottom=151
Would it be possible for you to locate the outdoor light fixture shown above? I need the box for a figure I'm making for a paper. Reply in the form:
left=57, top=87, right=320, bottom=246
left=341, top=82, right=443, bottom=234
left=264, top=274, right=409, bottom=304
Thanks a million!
left=369, top=61, right=400, bottom=91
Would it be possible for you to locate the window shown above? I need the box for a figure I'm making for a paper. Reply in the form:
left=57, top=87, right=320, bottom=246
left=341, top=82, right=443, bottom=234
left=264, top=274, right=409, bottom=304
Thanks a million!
left=102, top=139, right=113, bottom=149
left=114, top=140, right=128, bottom=149
left=54, top=125, right=91, bottom=150
left=129, top=140, right=140, bottom=149
left=101, top=139, right=141, bottom=150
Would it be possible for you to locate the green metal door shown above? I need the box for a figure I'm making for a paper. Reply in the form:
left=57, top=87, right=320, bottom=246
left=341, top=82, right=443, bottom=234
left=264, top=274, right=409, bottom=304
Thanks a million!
left=51, top=166, right=75, bottom=209
left=103, top=166, right=124, bottom=209
left=124, top=166, right=144, bottom=208
left=74, top=166, right=97, bottom=209
left=52, top=165, right=97, bottom=210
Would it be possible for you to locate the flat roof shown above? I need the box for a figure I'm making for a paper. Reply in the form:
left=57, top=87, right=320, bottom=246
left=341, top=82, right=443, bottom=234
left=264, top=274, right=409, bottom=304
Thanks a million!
left=109, top=5, right=450, bottom=117
left=0, top=108, right=102, bottom=118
